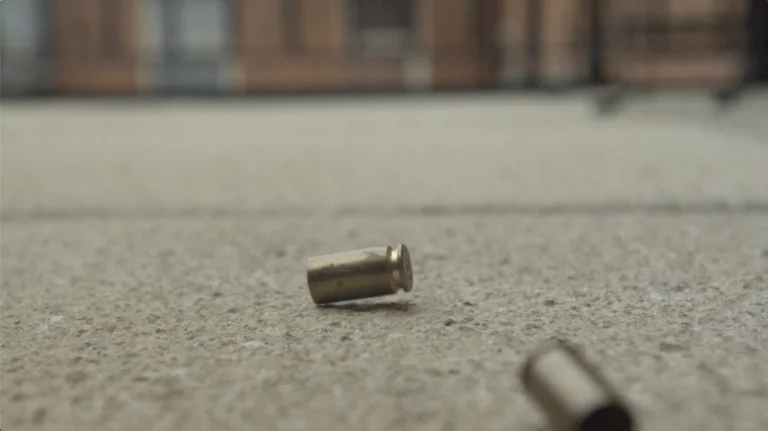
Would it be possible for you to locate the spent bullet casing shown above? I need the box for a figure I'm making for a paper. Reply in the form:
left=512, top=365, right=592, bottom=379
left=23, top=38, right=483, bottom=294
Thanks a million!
left=306, top=244, right=413, bottom=304
left=521, top=340, right=635, bottom=431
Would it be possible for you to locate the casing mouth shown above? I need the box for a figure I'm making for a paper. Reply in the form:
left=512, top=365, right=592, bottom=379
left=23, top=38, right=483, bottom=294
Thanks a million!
left=390, top=244, right=413, bottom=292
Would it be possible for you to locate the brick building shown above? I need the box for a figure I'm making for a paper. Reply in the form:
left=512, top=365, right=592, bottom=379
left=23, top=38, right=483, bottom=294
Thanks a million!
left=1, top=0, right=764, bottom=95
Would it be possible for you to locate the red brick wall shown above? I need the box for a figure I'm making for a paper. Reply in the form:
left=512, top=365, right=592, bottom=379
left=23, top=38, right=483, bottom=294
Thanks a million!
left=50, top=0, right=140, bottom=94
left=234, top=0, right=403, bottom=92
left=429, top=0, right=500, bottom=89
left=45, top=0, right=747, bottom=94
left=538, top=0, right=588, bottom=86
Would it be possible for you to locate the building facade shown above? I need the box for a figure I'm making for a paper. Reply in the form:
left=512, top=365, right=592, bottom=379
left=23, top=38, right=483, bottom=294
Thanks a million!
left=0, top=0, right=758, bottom=96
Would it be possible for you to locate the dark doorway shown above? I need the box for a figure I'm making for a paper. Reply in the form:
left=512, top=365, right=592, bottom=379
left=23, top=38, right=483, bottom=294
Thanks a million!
left=747, top=0, right=768, bottom=81
left=587, top=0, right=604, bottom=84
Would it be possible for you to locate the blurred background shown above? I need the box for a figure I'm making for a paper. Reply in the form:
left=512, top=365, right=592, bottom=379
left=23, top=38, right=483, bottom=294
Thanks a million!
left=2, top=0, right=767, bottom=102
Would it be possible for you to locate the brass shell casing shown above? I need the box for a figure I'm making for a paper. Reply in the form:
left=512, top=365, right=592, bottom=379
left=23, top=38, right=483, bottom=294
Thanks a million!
left=521, top=340, right=635, bottom=431
left=306, top=244, right=413, bottom=304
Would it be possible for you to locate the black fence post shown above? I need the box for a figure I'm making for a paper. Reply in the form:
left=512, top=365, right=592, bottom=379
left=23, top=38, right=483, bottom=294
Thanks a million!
left=525, top=0, right=540, bottom=88
left=588, top=0, right=604, bottom=84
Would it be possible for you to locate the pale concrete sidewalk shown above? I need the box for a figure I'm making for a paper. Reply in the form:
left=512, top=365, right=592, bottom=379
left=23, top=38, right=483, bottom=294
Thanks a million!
left=2, top=94, right=767, bottom=431
left=2, top=93, right=767, bottom=215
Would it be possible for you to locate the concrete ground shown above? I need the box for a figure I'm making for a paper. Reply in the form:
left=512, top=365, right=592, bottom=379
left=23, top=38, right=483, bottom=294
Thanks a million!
left=1, top=93, right=767, bottom=431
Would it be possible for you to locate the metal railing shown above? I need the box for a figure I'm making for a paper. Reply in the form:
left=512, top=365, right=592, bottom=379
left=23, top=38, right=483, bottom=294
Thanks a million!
left=595, top=0, right=752, bottom=112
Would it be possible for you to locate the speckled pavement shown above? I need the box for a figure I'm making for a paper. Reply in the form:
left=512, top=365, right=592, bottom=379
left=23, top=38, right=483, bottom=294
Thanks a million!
left=2, top=93, right=767, bottom=431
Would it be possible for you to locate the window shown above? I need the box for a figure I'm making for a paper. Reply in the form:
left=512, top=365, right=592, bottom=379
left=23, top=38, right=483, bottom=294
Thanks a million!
left=348, top=0, right=414, bottom=58
left=162, top=0, right=230, bottom=60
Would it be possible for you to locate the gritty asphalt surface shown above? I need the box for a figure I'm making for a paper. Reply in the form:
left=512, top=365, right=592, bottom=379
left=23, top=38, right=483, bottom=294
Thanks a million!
left=2, top=93, right=767, bottom=431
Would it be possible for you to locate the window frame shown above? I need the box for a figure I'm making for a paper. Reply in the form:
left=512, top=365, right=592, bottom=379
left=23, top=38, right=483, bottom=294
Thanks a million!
left=345, top=0, right=416, bottom=59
